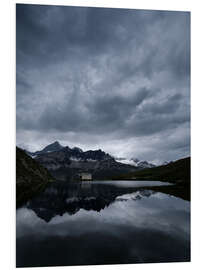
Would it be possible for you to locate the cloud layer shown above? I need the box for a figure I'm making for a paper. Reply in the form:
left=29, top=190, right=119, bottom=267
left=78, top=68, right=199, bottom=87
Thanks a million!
left=16, top=4, right=190, bottom=163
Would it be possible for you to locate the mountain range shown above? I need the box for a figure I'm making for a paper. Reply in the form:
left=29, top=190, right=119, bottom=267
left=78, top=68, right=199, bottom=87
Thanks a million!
left=25, top=141, right=154, bottom=180
left=27, top=141, right=155, bottom=166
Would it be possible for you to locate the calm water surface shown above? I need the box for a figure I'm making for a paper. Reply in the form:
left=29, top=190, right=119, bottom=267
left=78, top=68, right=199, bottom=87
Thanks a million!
left=16, top=181, right=190, bottom=267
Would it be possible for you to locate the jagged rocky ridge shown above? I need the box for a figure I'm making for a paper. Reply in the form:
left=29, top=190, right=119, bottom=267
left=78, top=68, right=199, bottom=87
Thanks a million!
left=27, top=141, right=64, bottom=157
left=26, top=141, right=141, bottom=181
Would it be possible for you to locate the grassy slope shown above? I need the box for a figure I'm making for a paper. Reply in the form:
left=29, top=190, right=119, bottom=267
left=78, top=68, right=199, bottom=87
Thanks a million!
left=112, top=157, right=190, bottom=183
left=16, top=147, right=54, bottom=206
left=112, top=157, right=191, bottom=201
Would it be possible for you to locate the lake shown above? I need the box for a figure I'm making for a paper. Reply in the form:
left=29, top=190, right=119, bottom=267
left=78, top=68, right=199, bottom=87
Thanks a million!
left=16, top=180, right=190, bottom=267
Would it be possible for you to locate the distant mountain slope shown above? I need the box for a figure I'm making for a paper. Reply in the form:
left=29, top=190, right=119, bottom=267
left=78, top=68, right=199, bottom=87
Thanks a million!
left=27, top=141, right=64, bottom=157
left=38, top=141, right=63, bottom=153
left=112, top=157, right=190, bottom=183
left=115, top=157, right=156, bottom=168
left=16, top=147, right=54, bottom=206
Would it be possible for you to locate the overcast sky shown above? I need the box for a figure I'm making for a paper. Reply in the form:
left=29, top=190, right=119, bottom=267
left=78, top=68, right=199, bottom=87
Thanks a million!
left=16, top=4, right=190, bottom=164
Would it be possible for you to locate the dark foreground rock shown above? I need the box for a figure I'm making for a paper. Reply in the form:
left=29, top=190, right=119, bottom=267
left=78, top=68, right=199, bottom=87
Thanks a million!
left=16, top=147, right=54, bottom=206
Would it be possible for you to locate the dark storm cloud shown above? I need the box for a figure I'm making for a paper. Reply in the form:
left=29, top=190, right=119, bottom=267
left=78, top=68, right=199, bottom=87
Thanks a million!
left=16, top=4, right=190, bottom=162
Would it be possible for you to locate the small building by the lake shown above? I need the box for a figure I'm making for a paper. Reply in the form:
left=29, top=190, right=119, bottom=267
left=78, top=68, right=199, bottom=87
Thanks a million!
left=78, top=173, right=92, bottom=181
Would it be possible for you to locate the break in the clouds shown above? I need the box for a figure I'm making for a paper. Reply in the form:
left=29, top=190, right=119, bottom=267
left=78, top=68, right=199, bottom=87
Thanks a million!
left=16, top=4, right=190, bottom=164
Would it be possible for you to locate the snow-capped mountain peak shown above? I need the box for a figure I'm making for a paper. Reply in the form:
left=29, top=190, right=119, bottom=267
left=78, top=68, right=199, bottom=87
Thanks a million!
left=115, top=157, right=156, bottom=168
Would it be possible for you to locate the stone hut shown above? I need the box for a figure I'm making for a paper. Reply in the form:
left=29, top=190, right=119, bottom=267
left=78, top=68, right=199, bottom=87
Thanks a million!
left=78, top=172, right=92, bottom=181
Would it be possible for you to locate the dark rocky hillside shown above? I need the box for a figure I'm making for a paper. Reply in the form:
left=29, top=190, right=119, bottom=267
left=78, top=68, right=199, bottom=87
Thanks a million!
left=113, top=157, right=190, bottom=183
left=16, top=147, right=54, bottom=206
left=112, top=157, right=191, bottom=200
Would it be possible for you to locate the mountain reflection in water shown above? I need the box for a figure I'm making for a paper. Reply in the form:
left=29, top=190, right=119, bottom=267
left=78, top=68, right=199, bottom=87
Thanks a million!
left=16, top=181, right=190, bottom=267
left=25, top=181, right=166, bottom=222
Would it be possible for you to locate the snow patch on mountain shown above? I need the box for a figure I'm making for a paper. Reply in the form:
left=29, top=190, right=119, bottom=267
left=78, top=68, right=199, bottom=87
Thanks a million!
left=115, top=157, right=155, bottom=168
